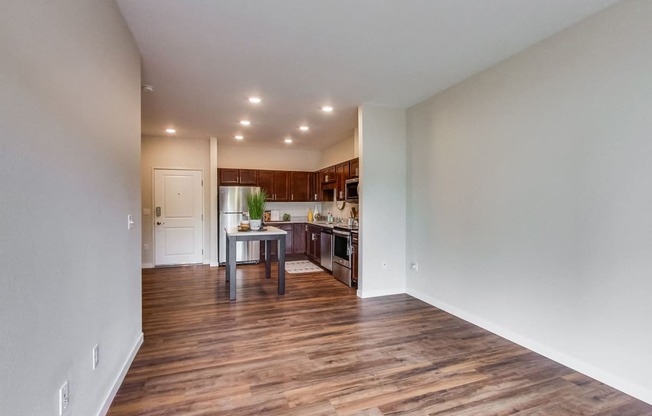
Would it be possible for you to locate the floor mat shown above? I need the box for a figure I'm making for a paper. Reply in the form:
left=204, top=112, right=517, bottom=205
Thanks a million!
left=285, top=260, right=323, bottom=274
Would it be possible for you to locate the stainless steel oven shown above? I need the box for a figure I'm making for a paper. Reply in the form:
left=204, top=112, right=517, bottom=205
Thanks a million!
left=333, top=228, right=352, bottom=286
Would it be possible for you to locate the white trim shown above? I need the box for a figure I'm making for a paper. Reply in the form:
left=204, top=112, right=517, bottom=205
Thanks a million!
left=209, top=262, right=219, bottom=267
left=406, top=288, right=652, bottom=406
left=141, top=263, right=154, bottom=269
left=209, top=137, right=219, bottom=266
left=96, top=332, right=143, bottom=416
left=357, top=287, right=405, bottom=298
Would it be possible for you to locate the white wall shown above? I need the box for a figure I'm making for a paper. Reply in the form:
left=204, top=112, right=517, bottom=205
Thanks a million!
left=320, top=134, right=355, bottom=168
left=358, top=105, right=407, bottom=297
left=141, top=136, right=211, bottom=266
left=0, top=1, right=142, bottom=415
left=406, top=0, right=652, bottom=404
left=218, top=144, right=321, bottom=171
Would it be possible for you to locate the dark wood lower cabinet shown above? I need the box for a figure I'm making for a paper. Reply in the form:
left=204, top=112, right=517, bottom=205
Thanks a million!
left=305, top=224, right=321, bottom=263
left=293, top=223, right=306, bottom=254
left=261, top=223, right=307, bottom=261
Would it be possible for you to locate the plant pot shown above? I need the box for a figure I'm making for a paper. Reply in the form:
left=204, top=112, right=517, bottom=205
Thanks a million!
left=250, top=219, right=262, bottom=231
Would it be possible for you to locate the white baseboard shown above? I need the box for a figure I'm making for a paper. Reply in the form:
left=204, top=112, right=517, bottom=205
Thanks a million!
left=209, top=262, right=219, bottom=267
left=141, top=263, right=154, bottom=269
left=96, top=332, right=144, bottom=416
left=406, top=288, right=652, bottom=406
left=357, top=286, right=405, bottom=298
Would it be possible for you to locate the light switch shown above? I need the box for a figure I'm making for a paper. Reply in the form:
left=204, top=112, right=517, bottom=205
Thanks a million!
left=143, top=208, right=151, bottom=215
left=127, top=214, right=135, bottom=230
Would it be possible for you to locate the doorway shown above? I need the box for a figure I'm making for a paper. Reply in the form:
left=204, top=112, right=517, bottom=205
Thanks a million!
left=153, top=169, right=204, bottom=266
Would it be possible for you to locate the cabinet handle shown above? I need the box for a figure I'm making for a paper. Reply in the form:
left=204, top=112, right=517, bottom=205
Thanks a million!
left=291, top=193, right=294, bottom=201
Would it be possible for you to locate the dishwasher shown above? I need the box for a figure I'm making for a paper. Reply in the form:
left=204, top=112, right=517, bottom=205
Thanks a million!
left=320, top=228, right=333, bottom=271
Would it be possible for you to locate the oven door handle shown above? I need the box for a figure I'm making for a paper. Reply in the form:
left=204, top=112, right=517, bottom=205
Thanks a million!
left=333, top=229, right=351, bottom=238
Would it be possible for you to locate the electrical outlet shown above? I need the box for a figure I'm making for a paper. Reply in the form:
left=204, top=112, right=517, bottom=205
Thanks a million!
left=381, top=261, right=388, bottom=270
left=411, top=262, right=419, bottom=272
left=59, top=380, right=69, bottom=415
left=92, top=344, right=99, bottom=370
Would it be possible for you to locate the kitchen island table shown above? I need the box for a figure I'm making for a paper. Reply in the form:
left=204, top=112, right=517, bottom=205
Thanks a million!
left=225, top=226, right=287, bottom=300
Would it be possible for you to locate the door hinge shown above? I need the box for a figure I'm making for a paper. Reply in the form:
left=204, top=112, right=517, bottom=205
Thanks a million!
left=202, top=249, right=204, bottom=254
left=201, top=180, right=203, bottom=186
left=202, top=214, right=204, bottom=220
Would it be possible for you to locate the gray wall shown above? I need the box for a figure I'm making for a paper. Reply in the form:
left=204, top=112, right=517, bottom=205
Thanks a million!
left=0, top=1, right=142, bottom=415
left=405, top=0, right=652, bottom=403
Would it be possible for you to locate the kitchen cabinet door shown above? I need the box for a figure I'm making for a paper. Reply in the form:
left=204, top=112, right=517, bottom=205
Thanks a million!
left=261, top=223, right=293, bottom=261
left=218, top=168, right=240, bottom=185
left=290, top=171, right=311, bottom=201
left=273, top=171, right=290, bottom=201
left=336, top=161, right=350, bottom=200
left=310, top=172, right=320, bottom=201
left=305, top=224, right=321, bottom=261
left=239, top=169, right=258, bottom=185
left=258, top=170, right=274, bottom=198
left=292, top=223, right=306, bottom=254
left=349, top=158, right=359, bottom=178
left=320, top=166, right=336, bottom=184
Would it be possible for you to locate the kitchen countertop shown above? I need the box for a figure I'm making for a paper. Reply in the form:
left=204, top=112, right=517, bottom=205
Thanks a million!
left=265, top=219, right=354, bottom=230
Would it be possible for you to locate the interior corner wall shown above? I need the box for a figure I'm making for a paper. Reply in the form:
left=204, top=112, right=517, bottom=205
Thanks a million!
left=320, top=134, right=356, bottom=168
left=358, top=105, right=407, bottom=298
left=141, top=136, right=211, bottom=266
left=405, top=0, right=652, bottom=404
left=0, top=1, right=142, bottom=415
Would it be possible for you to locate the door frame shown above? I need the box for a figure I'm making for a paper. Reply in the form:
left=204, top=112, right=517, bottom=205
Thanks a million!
left=152, top=167, right=205, bottom=266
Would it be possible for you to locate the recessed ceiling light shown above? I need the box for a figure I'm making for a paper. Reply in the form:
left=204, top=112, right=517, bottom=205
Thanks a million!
left=165, top=128, right=176, bottom=134
left=321, top=106, right=334, bottom=112
left=240, top=120, right=251, bottom=126
left=248, top=96, right=261, bottom=104
left=284, top=138, right=293, bottom=144
left=235, top=135, right=244, bottom=140
left=299, top=125, right=309, bottom=131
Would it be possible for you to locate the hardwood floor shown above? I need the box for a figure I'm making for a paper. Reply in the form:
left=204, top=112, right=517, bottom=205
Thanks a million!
left=108, top=264, right=652, bottom=415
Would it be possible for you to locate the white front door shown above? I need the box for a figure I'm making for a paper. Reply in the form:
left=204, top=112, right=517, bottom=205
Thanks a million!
left=154, top=169, right=204, bottom=265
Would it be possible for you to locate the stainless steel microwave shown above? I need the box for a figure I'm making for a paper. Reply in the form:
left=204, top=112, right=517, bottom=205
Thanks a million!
left=345, top=178, right=359, bottom=202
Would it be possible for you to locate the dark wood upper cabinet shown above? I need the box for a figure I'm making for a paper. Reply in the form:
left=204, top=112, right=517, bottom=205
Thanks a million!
left=219, top=168, right=258, bottom=186
left=222, top=158, right=358, bottom=200
left=218, top=168, right=240, bottom=185
left=320, top=166, right=336, bottom=184
left=336, top=161, right=350, bottom=200
left=257, top=170, right=289, bottom=201
left=239, top=169, right=258, bottom=185
left=258, top=170, right=274, bottom=197
left=310, top=172, right=320, bottom=201
left=349, top=158, right=359, bottom=178
left=290, top=171, right=311, bottom=202
left=273, top=171, right=290, bottom=201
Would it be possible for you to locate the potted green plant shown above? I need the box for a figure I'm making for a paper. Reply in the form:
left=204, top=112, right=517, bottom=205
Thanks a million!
left=246, top=190, right=267, bottom=231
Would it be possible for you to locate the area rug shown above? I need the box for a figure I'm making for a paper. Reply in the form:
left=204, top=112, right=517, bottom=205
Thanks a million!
left=285, top=260, right=323, bottom=274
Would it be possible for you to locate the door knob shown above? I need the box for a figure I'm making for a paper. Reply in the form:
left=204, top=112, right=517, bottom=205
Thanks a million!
left=156, top=221, right=164, bottom=225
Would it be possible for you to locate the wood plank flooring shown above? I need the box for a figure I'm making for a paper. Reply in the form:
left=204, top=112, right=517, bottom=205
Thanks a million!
left=108, top=264, right=652, bottom=415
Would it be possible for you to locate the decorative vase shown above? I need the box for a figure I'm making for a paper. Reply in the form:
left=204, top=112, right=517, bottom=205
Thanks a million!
left=250, top=219, right=262, bottom=231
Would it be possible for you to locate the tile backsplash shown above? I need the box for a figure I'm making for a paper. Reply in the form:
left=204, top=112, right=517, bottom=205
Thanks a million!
left=264, top=201, right=359, bottom=221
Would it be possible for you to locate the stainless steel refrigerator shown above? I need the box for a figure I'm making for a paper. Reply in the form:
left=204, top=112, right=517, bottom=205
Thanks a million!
left=218, top=186, right=261, bottom=264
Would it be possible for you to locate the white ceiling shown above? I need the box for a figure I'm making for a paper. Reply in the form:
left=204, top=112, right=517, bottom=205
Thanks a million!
left=116, top=0, right=619, bottom=150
